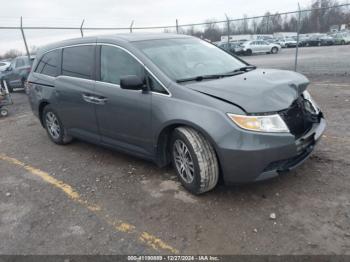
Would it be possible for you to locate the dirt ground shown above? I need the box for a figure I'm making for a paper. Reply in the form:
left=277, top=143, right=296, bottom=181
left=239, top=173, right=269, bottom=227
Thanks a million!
left=0, top=45, right=349, bottom=255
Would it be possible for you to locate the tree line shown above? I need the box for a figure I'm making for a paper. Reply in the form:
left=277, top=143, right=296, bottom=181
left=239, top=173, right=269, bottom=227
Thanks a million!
left=181, top=0, right=350, bottom=41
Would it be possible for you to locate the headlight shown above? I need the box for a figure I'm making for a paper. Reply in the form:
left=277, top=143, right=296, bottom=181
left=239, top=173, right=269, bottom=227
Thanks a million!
left=302, top=90, right=320, bottom=114
left=227, top=113, right=289, bottom=133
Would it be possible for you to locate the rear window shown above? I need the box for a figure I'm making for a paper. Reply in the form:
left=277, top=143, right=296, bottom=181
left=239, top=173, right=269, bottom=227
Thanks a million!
left=62, top=45, right=94, bottom=79
left=35, top=50, right=59, bottom=77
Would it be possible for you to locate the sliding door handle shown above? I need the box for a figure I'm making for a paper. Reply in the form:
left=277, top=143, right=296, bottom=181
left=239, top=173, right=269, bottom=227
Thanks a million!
left=82, top=94, right=107, bottom=105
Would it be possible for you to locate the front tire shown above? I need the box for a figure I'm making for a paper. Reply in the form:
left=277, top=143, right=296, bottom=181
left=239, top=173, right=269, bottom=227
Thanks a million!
left=171, top=127, right=219, bottom=195
left=271, top=47, right=278, bottom=54
left=42, top=105, right=72, bottom=145
left=245, top=49, right=252, bottom=56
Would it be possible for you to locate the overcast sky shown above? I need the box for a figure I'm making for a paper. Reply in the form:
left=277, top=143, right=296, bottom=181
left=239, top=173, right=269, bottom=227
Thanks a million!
left=0, top=0, right=312, bottom=55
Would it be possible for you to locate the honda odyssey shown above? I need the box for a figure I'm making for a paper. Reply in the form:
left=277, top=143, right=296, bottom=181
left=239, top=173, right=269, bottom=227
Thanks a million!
left=27, top=34, right=326, bottom=194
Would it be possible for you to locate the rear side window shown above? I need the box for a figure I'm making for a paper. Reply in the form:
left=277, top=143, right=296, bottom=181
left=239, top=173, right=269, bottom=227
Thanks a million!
left=100, top=45, right=144, bottom=85
left=62, top=45, right=94, bottom=79
left=35, top=50, right=59, bottom=77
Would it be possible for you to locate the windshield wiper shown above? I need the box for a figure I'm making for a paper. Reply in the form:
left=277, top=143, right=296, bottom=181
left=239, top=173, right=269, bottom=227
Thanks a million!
left=176, top=71, right=244, bottom=83
left=232, top=65, right=257, bottom=72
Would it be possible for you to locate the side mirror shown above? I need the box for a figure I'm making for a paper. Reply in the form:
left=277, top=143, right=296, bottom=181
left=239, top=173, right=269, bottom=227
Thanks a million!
left=120, top=75, right=145, bottom=91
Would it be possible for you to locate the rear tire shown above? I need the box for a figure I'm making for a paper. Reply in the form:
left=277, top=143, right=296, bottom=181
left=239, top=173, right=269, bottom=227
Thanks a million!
left=341, top=40, right=345, bottom=45
left=0, top=108, right=8, bottom=117
left=171, top=127, right=219, bottom=195
left=21, top=78, right=25, bottom=89
left=42, top=105, right=73, bottom=145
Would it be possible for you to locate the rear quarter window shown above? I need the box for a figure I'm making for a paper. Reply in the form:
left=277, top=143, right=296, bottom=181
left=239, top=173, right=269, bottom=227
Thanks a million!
left=35, top=50, right=59, bottom=77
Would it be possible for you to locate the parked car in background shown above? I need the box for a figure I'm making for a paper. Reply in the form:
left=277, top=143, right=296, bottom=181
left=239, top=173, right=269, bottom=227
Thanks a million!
left=319, top=35, right=335, bottom=46
left=303, top=36, right=323, bottom=47
left=294, top=36, right=310, bottom=47
left=0, top=61, right=10, bottom=72
left=0, top=56, right=35, bottom=92
left=27, top=34, right=325, bottom=194
left=218, top=42, right=244, bottom=55
left=241, top=40, right=280, bottom=55
left=303, top=35, right=335, bottom=46
left=277, top=38, right=297, bottom=48
left=333, top=32, right=350, bottom=45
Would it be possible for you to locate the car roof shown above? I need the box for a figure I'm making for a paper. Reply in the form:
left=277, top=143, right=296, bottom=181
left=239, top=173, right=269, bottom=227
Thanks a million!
left=38, top=33, right=192, bottom=55
left=99, top=33, right=191, bottom=42
left=15, top=55, right=35, bottom=59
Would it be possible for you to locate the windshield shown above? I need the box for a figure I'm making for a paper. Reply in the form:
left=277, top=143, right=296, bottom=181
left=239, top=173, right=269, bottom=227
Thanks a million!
left=133, top=37, right=246, bottom=81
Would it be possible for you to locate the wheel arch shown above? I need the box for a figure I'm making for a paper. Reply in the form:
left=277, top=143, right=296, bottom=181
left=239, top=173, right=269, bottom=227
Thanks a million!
left=38, top=100, right=50, bottom=127
left=154, top=120, right=222, bottom=172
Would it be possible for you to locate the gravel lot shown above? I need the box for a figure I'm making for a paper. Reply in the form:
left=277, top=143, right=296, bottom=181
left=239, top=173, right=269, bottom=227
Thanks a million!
left=0, top=45, right=349, bottom=255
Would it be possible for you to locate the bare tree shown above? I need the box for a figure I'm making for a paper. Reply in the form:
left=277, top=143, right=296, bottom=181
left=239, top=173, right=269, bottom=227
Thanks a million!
left=203, top=20, right=222, bottom=41
left=0, top=49, right=23, bottom=60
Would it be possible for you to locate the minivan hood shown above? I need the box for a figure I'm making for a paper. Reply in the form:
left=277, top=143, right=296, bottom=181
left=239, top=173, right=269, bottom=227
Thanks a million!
left=185, top=69, right=309, bottom=113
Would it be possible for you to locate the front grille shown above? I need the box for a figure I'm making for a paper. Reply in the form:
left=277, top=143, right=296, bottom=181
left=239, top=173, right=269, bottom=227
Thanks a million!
left=279, top=95, right=320, bottom=138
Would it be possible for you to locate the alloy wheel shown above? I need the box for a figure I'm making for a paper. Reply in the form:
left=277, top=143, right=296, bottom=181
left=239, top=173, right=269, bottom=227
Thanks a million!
left=45, top=112, right=61, bottom=140
left=173, top=139, right=195, bottom=184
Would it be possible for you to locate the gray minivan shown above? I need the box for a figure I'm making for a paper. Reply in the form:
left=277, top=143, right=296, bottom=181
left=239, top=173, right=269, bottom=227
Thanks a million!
left=27, top=34, right=326, bottom=194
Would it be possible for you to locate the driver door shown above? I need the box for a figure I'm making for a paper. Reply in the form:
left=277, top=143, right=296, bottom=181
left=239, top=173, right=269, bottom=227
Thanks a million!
left=94, top=45, right=153, bottom=157
left=260, top=41, right=270, bottom=52
left=6, top=58, right=22, bottom=88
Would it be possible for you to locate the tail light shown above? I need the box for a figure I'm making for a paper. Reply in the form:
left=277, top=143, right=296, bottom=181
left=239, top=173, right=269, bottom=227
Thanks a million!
left=24, top=81, right=33, bottom=94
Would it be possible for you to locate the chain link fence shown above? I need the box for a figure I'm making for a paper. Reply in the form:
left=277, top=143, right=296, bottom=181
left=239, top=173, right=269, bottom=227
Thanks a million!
left=0, top=2, right=349, bottom=75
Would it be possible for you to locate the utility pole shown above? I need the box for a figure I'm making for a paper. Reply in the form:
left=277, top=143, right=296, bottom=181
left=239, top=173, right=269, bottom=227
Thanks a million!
left=225, top=14, right=230, bottom=46
left=266, top=14, right=270, bottom=34
left=130, top=20, right=134, bottom=33
left=20, top=17, right=30, bottom=60
left=80, top=19, right=85, bottom=37
left=294, top=3, right=301, bottom=72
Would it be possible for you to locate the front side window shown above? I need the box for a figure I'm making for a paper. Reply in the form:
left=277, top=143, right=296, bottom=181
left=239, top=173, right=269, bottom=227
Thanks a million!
left=9, top=59, right=16, bottom=69
left=35, top=50, right=59, bottom=77
left=100, top=45, right=144, bottom=85
left=62, top=45, right=94, bottom=79
left=147, top=74, right=167, bottom=94
left=133, top=38, right=245, bottom=82
left=15, top=59, right=24, bottom=68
